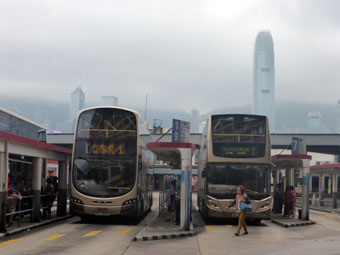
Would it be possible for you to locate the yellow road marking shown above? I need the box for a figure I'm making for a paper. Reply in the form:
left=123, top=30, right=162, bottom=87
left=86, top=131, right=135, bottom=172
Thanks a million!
left=205, top=226, right=213, bottom=231
left=0, top=239, right=22, bottom=247
left=226, top=225, right=233, bottom=228
left=83, top=230, right=102, bottom=237
left=317, top=216, right=326, bottom=220
left=41, top=234, right=66, bottom=241
left=119, top=228, right=131, bottom=234
left=310, top=217, right=316, bottom=221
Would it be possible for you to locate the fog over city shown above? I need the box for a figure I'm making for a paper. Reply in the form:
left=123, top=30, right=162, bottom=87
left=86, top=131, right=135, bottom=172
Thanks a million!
left=0, top=0, right=340, bottom=130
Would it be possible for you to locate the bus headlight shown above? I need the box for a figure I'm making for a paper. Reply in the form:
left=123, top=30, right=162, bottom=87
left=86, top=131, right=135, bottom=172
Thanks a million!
left=123, top=199, right=137, bottom=205
left=206, top=199, right=222, bottom=211
left=70, top=197, right=83, bottom=204
left=260, top=202, right=270, bottom=209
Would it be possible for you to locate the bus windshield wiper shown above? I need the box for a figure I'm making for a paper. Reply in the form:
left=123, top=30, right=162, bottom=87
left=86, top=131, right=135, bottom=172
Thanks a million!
left=75, top=156, right=96, bottom=163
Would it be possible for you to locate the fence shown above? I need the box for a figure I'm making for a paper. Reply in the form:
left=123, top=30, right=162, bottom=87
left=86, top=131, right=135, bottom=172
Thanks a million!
left=159, top=191, right=167, bottom=217
left=5, top=193, right=59, bottom=228
left=296, top=192, right=340, bottom=209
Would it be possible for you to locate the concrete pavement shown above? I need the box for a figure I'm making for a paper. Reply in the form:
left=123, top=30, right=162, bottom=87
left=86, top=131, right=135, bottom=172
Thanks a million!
left=1, top=193, right=340, bottom=255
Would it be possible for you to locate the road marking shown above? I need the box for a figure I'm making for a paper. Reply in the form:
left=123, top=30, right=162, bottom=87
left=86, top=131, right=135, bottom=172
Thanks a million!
left=83, top=230, right=102, bottom=237
left=317, top=216, right=326, bottom=220
left=41, top=234, right=66, bottom=241
left=119, top=228, right=131, bottom=234
left=0, top=239, right=22, bottom=247
left=310, top=217, right=316, bottom=221
left=225, top=225, right=233, bottom=228
left=205, top=226, right=213, bottom=231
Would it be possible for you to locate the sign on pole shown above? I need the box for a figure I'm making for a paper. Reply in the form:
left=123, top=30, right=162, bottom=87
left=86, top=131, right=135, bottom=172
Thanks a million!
left=172, top=119, right=190, bottom=143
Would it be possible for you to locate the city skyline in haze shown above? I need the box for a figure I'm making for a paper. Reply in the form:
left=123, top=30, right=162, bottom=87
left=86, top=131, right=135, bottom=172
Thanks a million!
left=0, top=1, right=340, bottom=112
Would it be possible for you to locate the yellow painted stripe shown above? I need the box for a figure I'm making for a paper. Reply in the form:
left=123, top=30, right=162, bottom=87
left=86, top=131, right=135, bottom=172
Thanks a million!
left=310, top=217, right=316, bottom=221
left=317, top=216, right=326, bottom=220
left=0, top=239, right=22, bottom=247
left=41, top=234, right=66, bottom=241
left=118, top=227, right=131, bottom=234
left=213, top=134, right=265, bottom=137
left=225, top=225, right=233, bottom=228
left=83, top=231, right=102, bottom=237
left=205, top=226, right=213, bottom=231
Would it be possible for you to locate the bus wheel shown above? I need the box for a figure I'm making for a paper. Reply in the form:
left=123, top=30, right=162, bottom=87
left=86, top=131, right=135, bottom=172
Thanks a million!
left=80, top=216, right=89, bottom=223
left=253, top=219, right=262, bottom=224
left=202, top=201, right=208, bottom=219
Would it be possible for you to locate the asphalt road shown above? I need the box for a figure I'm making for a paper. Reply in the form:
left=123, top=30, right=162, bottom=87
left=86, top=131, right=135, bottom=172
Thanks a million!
left=1, top=194, right=340, bottom=255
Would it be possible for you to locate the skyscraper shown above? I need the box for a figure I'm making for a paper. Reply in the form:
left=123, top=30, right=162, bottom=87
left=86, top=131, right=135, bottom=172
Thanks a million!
left=252, top=30, right=275, bottom=131
left=69, top=87, right=85, bottom=132
left=337, top=100, right=340, bottom=133
left=100, top=96, right=118, bottom=106
left=191, top=109, right=200, bottom=133
left=307, top=111, right=323, bottom=133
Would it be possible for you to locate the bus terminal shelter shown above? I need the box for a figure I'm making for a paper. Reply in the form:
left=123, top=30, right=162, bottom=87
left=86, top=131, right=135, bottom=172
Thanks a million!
left=147, top=142, right=195, bottom=231
left=271, top=154, right=312, bottom=220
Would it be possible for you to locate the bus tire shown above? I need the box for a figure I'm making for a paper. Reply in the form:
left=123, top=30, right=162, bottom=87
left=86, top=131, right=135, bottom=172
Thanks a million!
left=253, top=219, right=262, bottom=224
left=80, top=215, right=89, bottom=223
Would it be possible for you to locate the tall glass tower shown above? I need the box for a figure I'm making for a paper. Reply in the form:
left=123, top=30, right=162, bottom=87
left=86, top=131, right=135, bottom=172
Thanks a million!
left=69, top=87, right=85, bottom=132
left=252, top=30, right=275, bottom=131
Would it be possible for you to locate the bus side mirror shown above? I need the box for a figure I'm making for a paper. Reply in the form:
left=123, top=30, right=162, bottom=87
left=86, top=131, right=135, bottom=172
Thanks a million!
left=202, top=170, right=206, bottom=178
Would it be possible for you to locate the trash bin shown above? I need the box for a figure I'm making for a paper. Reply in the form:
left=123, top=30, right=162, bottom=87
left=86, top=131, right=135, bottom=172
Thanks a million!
left=298, top=209, right=302, bottom=219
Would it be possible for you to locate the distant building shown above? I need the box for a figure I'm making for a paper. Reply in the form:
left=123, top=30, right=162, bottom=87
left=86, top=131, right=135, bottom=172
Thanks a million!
left=337, top=100, right=340, bottom=133
left=191, top=109, right=200, bottom=133
left=100, top=96, right=118, bottom=106
left=69, top=87, right=85, bottom=132
left=252, top=30, right=275, bottom=132
left=307, top=111, right=323, bottom=133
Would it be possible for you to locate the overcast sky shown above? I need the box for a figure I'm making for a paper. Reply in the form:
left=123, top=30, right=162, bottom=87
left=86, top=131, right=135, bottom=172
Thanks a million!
left=0, top=0, right=339, bottom=113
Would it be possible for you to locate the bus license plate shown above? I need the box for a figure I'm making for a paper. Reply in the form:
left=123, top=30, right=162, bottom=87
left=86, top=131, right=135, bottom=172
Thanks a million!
left=95, top=208, right=109, bottom=216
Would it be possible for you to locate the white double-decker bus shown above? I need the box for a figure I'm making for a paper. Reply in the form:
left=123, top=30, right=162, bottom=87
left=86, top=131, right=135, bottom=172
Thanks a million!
left=70, top=107, right=152, bottom=220
left=197, top=114, right=272, bottom=222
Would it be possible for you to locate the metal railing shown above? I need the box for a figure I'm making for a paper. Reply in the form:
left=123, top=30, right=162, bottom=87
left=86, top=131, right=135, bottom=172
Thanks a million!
left=5, top=195, right=34, bottom=228
left=5, top=193, right=59, bottom=228
left=296, top=192, right=340, bottom=209
left=159, top=191, right=167, bottom=217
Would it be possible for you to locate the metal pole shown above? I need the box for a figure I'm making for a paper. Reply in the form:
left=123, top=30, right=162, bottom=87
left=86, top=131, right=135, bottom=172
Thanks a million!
left=301, top=159, right=310, bottom=220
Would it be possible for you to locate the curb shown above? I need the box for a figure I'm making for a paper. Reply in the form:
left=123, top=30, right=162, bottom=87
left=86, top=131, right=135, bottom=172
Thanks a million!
left=271, top=219, right=316, bottom=228
left=0, top=215, right=74, bottom=238
left=133, top=231, right=196, bottom=241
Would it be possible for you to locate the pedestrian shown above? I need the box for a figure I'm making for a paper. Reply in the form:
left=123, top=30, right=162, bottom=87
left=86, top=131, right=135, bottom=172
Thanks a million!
left=7, top=188, right=22, bottom=226
left=165, top=180, right=176, bottom=221
left=42, top=179, right=55, bottom=218
left=228, top=185, right=252, bottom=236
left=284, top=186, right=296, bottom=218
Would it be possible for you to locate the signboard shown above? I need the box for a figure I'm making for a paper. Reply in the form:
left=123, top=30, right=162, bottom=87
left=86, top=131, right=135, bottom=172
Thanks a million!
left=292, top=137, right=300, bottom=154
left=172, top=119, right=190, bottom=143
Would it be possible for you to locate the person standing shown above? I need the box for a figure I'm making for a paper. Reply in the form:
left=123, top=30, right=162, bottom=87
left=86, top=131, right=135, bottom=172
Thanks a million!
left=7, top=188, right=22, bottom=226
left=284, top=186, right=296, bottom=218
left=228, top=185, right=251, bottom=236
left=165, top=180, right=176, bottom=221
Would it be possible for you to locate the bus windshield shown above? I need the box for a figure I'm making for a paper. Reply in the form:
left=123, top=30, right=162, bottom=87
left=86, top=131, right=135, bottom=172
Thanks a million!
left=212, top=115, right=266, bottom=158
left=207, top=163, right=269, bottom=199
left=73, top=158, right=136, bottom=197
left=73, top=108, right=138, bottom=197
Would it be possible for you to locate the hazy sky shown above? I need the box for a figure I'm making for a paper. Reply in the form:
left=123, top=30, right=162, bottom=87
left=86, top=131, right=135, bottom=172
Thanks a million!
left=0, top=0, right=339, bottom=112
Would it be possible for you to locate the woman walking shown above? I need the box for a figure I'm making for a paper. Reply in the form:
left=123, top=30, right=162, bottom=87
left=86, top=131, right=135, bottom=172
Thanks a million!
left=228, top=185, right=252, bottom=236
